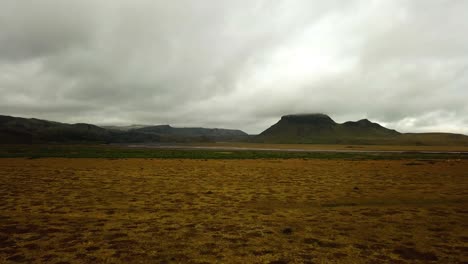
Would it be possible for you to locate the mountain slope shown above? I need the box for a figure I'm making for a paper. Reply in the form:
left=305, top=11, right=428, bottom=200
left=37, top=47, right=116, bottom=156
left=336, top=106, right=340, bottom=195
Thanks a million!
left=0, top=115, right=112, bottom=143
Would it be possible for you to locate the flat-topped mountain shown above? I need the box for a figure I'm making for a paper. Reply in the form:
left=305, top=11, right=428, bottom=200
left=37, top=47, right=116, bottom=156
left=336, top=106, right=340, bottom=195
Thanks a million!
left=256, top=114, right=468, bottom=145
left=257, top=114, right=399, bottom=143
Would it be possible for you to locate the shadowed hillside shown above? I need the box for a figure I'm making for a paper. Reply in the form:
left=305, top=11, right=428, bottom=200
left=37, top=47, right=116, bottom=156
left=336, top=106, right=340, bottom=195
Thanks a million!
left=0, top=115, right=114, bottom=144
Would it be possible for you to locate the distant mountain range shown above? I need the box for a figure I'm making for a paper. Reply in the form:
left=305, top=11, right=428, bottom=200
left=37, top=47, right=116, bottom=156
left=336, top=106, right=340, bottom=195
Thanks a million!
left=0, top=115, right=246, bottom=144
left=1, top=113, right=467, bottom=145
left=133, top=125, right=247, bottom=139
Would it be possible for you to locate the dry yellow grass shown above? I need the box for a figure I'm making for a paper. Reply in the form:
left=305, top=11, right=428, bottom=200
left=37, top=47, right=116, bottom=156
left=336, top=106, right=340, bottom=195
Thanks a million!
left=0, top=158, right=467, bottom=263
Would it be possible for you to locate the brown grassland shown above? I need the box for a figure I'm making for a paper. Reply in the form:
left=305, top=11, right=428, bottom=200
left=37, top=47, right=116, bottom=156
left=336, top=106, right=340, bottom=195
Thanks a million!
left=0, top=157, right=467, bottom=263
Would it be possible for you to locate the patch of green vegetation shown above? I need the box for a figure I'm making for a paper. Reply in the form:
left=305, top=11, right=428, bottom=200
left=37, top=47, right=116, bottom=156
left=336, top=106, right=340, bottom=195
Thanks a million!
left=0, top=144, right=467, bottom=160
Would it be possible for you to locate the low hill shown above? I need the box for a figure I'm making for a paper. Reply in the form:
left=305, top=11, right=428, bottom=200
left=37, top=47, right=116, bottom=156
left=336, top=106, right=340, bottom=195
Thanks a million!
left=255, top=114, right=468, bottom=145
left=395, top=133, right=468, bottom=146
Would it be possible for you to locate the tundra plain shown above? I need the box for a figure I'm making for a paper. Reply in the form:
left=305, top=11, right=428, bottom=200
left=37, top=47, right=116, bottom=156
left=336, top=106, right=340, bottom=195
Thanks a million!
left=0, top=156, right=467, bottom=263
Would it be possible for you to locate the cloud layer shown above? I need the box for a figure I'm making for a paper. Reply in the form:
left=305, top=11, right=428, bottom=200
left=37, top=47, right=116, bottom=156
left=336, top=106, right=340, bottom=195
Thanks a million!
left=1, top=0, right=467, bottom=134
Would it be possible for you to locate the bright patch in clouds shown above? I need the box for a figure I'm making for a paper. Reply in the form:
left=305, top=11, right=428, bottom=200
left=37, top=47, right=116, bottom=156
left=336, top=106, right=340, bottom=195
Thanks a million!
left=0, top=0, right=467, bottom=134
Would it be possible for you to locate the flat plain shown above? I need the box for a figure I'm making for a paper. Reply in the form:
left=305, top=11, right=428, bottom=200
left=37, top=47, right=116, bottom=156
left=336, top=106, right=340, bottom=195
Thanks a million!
left=1, top=156, right=467, bottom=263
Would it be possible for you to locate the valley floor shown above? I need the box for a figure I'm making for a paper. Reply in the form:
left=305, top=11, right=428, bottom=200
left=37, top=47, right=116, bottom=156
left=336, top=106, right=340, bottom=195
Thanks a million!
left=126, top=142, right=468, bottom=153
left=195, top=142, right=468, bottom=152
left=0, top=158, right=467, bottom=263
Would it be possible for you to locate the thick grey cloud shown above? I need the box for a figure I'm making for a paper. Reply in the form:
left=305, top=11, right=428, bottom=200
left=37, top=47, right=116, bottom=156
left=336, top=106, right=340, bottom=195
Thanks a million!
left=1, top=0, right=467, bottom=134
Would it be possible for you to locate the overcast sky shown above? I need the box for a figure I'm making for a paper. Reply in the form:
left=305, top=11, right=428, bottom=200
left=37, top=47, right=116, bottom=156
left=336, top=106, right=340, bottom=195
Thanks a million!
left=1, top=0, right=467, bottom=134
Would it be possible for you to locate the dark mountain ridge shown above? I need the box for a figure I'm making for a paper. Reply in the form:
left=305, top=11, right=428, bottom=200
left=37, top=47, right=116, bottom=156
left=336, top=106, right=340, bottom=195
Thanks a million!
left=256, top=113, right=467, bottom=145
left=0, top=115, right=113, bottom=144
left=1, top=113, right=467, bottom=145
left=258, top=114, right=398, bottom=138
left=0, top=115, right=247, bottom=144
